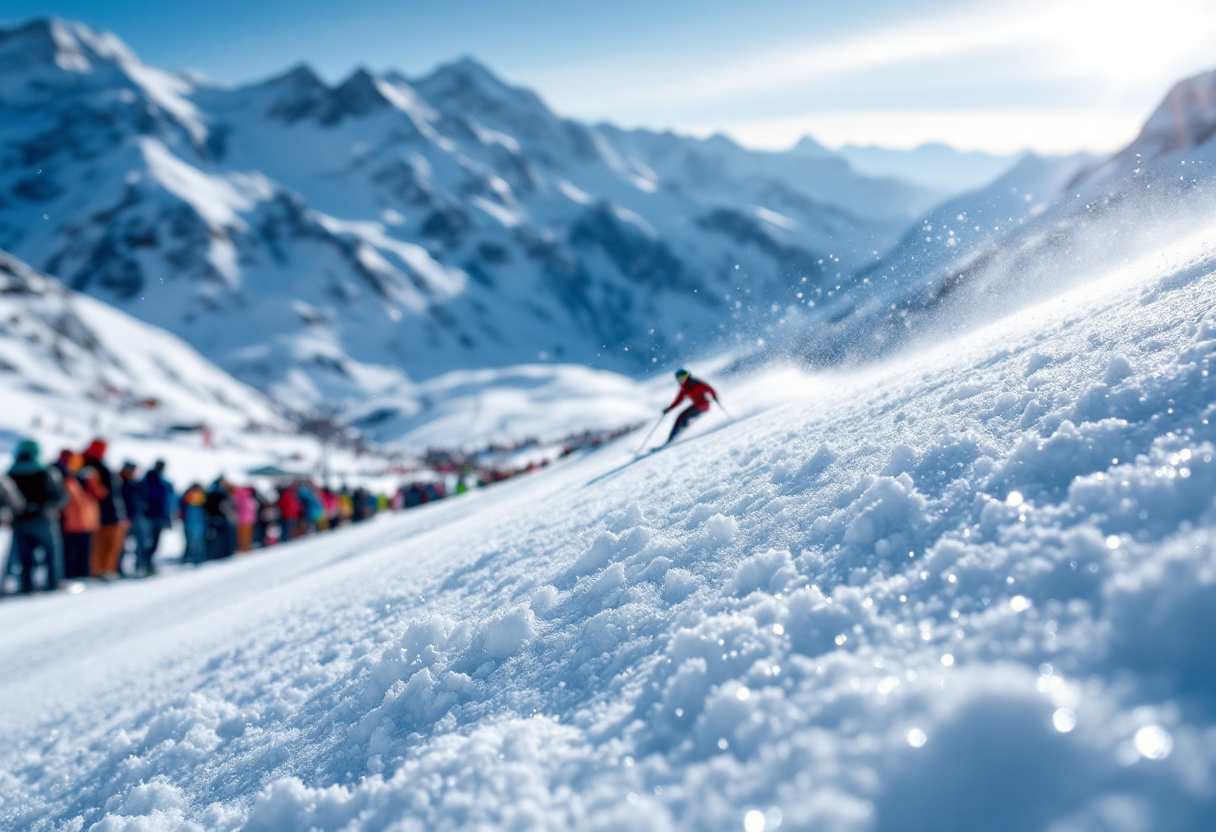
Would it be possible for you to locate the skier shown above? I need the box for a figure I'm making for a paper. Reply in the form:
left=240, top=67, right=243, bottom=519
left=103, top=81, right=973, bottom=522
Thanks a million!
left=662, top=368, right=719, bottom=445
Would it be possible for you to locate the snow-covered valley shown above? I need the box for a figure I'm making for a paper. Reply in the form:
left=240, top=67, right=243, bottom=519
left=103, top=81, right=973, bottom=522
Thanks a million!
left=2, top=197, right=1214, bottom=831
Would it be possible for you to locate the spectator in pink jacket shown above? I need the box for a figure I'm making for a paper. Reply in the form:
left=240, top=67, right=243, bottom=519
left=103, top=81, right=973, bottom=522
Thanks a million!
left=233, top=486, right=258, bottom=553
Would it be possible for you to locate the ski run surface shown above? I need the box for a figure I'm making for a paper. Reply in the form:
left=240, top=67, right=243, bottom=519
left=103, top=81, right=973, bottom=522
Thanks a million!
left=3, top=221, right=1216, bottom=831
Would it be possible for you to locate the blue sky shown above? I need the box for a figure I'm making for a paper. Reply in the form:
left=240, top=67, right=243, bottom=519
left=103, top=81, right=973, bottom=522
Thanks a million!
left=5, top=0, right=1214, bottom=153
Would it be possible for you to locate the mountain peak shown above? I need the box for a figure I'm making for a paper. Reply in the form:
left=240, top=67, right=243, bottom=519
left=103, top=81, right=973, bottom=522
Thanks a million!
left=329, top=67, right=391, bottom=120
left=1135, top=66, right=1216, bottom=157
left=1076, top=65, right=1216, bottom=188
left=790, top=136, right=833, bottom=158
left=0, top=17, right=96, bottom=75
left=0, top=16, right=54, bottom=41
left=426, top=56, right=505, bottom=87
left=700, top=132, right=742, bottom=152
left=2, top=16, right=154, bottom=73
left=270, top=62, right=327, bottom=91
left=413, top=56, right=561, bottom=143
left=0, top=16, right=206, bottom=144
left=256, top=62, right=330, bottom=122
left=413, top=56, right=527, bottom=109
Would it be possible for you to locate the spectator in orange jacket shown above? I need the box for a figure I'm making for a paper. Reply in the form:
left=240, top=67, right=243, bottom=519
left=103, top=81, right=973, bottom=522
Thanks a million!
left=83, top=438, right=127, bottom=579
left=60, top=453, right=102, bottom=581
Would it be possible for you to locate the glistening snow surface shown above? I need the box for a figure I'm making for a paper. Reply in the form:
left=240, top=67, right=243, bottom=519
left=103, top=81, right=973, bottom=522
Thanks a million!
left=3, top=229, right=1216, bottom=830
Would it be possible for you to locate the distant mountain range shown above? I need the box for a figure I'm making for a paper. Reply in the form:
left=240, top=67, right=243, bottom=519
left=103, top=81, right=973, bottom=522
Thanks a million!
left=0, top=18, right=944, bottom=410
left=834, top=142, right=1023, bottom=196
left=5, top=15, right=1207, bottom=440
left=778, top=65, right=1216, bottom=364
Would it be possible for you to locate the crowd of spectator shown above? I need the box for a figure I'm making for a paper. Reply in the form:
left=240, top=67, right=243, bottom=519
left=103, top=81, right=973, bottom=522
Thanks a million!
left=0, top=438, right=422, bottom=595
left=0, top=438, right=179, bottom=592
left=1, top=423, right=637, bottom=597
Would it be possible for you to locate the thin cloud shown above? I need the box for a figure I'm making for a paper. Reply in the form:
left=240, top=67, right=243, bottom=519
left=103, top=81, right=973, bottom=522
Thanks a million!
left=576, top=0, right=1216, bottom=116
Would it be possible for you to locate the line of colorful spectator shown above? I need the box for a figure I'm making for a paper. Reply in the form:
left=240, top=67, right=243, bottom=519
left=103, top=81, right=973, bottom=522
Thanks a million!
left=1, top=422, right=640, bottom=596
left=0, top=437, right=450, bottom=595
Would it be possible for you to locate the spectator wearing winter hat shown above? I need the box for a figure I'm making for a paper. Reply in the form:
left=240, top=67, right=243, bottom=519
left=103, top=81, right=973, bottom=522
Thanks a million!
left=232, top=486, right=257, bottom=553
left=255, top=492, right=277, bottom=547
left=60, top=453, right=102, bottom=581
left=277, top=483, right=302, bottom=540
left=83, top=439, right=126, bottom=579
left=204, top=478, right=236, bottom=560
left=120, top=462, right=152, bottom=576
left=6, top=439, right=68, bottom=593
left=180, top=484, right=207, bottom=564
left=141, top=460, right=174, bottom=569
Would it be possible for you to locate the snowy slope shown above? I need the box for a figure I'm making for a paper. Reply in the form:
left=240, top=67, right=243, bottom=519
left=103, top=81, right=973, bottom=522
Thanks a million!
left=0, top=19, right=937, bottom=407
left=930, top=66, right=1216, bottom=316
left=0, top=248, right=284, bottom=438
left=2, top=191, right=1215, bottom=830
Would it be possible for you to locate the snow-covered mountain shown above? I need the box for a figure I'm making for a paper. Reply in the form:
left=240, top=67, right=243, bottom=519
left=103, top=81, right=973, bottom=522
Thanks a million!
left=775, top=65, right=1216, bottom=366
left=0, top=248, right=285, bottom=439
left=592, top=129, right=938, bottom=237
left=0, top=18, right=938, bottom=409
left=0, top=250, right=474, bottom=496
left=1093, top=66, right=1216, bottom=174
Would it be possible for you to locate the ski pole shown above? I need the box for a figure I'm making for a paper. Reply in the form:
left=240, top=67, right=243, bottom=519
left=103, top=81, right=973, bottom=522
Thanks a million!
left=635, top=415, right=664, bottom=453
left=716, top=398, right=735, bottom=422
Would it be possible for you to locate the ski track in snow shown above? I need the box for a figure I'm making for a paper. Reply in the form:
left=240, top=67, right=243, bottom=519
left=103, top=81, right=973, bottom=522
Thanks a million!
left=3, top=229, right=1216, bottom=831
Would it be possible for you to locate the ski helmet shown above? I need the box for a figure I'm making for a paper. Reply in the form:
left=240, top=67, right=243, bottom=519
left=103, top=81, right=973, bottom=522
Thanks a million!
left=675, top=368, right=690, bottom=381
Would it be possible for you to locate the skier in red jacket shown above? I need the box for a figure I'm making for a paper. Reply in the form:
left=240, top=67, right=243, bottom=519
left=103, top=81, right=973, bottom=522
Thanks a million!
left=663, top=368, right=719, bottom=444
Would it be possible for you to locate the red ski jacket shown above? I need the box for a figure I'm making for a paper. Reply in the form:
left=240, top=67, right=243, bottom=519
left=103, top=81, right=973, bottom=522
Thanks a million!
left=667, top=377, right=717, bottom=411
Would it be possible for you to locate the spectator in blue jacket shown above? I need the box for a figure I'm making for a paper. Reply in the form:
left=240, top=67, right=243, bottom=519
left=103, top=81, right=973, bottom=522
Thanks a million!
left=180, top=483, right=207, bottom=564
left=120, top=462, right=152, bottom=576
left=142, top=460, right=174, bottom=571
